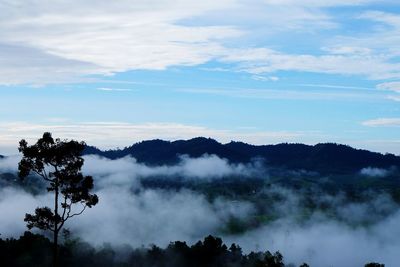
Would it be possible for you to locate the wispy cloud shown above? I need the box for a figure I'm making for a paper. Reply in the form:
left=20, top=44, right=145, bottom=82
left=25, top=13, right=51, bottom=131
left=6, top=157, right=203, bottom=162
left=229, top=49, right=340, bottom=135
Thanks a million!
left=96, top=87, right=134, bottom=92
left=0, top=1, right=398, bottom=84
left=263, top=0, right=377, bottom=8
left=251, top=75, right=279, bottom=82
left=177, top=87, right=384, bottom=101
left=0, top=121, right=306, bottom=154
left=221, top=48, right=400, bottom=80
left=362, top=118, right=400, bottom=127
left=330, top=11, right=400, bottom=70
left=387, top=95, right=400, bottom=102
left=0, top=0, right=241, bottom=84
left=376, top=81, right=400, bottom=101
left=377, top=82, right=400, bottom=93
left=298, top=83, right=375, bottom=91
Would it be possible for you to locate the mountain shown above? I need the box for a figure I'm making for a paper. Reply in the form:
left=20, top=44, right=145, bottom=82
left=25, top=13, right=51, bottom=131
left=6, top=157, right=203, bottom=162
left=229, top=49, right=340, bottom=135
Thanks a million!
left=84, top=137, right=400, bottom=175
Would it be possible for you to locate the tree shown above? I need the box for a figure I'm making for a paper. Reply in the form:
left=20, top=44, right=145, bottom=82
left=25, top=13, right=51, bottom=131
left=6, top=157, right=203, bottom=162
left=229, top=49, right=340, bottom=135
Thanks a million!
left=18, top=132, right=98, bottom=267
left=365, top=263, right=385, bottom=267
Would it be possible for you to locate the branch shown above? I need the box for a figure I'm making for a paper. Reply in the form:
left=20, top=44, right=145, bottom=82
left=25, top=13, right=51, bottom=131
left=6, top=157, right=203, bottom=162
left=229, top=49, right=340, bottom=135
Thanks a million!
left=66, top=204, right=87, bottom=220
left=57, top=202, right=87, bottom=232
left=31, top=169, right=52, bottom=182
left=60, top=195, right=69, bottom=222
left=41, top=168, right=52, bottom=182
left=58, top=194, right=74, bottom=232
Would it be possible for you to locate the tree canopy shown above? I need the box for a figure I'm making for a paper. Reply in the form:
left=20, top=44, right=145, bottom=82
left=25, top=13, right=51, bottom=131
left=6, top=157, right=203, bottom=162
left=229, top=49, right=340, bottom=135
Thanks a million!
left=18, top=132, right=98, bottom=267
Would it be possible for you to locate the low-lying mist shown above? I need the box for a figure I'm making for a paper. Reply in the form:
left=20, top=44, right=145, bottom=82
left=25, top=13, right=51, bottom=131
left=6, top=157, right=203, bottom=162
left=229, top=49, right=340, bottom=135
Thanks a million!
left=0, top=154, right=399, bottom=266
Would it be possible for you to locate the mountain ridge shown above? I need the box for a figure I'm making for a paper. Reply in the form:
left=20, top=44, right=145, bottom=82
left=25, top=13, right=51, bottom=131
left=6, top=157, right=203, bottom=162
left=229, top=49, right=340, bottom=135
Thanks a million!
left=83, top=137, right=400, bottom=175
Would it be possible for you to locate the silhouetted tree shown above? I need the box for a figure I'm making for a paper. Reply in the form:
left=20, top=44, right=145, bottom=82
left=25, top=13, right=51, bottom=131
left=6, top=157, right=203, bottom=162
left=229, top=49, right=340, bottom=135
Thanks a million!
left=0, top=233, right=318, bottom=267
left=365, top=263, right=385, bottom=267
left=255, top=251, right=284, bottom=267
left=18, top=132, right=98, bottom=267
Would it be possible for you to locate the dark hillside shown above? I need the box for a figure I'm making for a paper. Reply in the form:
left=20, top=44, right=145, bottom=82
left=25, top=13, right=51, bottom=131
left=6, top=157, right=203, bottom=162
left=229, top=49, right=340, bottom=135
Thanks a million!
left=84, top=138, right=400, bottom=175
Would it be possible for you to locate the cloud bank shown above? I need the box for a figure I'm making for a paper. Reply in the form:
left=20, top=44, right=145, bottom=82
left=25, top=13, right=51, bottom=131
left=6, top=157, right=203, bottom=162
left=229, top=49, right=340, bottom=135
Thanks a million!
left=0, top=121, right=306, bottom=155
left=1, top=154, right=400, bottom=266
left=82, top=154, right=261, bottom=183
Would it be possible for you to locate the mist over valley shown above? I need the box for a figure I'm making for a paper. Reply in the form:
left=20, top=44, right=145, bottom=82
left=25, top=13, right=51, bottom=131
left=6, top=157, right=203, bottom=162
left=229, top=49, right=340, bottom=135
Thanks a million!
left=1, top=138, right=399, bottom=266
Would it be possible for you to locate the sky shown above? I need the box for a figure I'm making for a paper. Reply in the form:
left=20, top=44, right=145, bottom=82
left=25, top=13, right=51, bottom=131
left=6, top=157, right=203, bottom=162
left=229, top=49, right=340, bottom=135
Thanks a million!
left=0, top=0, right=400, bottom=155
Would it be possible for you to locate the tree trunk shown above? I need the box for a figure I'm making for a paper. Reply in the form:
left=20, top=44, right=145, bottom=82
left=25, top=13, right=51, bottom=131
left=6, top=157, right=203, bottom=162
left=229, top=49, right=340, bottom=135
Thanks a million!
left=53, top=229, right=58, bottom=267
left=53, top=180, right=59, bottom=267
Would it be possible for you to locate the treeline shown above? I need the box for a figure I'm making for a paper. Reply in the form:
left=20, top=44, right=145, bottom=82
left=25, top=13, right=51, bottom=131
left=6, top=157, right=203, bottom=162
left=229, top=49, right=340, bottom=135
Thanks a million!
left=84, top=137, right=400, bottom=175
left=0, top=232, right=383, bottom=267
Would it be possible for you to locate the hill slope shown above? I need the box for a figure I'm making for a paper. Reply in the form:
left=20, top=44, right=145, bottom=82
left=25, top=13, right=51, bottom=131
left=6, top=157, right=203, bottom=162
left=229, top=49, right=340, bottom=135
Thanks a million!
left=84, top=137, right=400, bottom=175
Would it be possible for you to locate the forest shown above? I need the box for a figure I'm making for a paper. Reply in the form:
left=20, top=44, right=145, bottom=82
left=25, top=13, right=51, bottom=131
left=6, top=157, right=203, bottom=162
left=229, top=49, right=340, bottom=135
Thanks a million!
left=0, top=136, right=396, bottom=266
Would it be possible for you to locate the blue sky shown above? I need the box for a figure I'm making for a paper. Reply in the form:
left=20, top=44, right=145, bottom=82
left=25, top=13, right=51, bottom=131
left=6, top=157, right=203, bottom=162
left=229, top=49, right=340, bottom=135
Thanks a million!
left=0, top=0, right=400, bottom=154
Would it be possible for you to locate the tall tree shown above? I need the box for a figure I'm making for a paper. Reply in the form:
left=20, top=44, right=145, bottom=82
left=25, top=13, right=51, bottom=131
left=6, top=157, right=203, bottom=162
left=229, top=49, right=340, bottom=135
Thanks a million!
left=18, top=132, right=98, bottom=267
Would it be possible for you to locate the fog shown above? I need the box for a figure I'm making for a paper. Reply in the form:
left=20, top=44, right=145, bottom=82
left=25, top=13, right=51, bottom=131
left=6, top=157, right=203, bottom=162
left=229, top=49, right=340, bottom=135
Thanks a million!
left=0, top=155, right=21, bottom=172
left=360, top=167, right=392, bottom=177
left=224, top=187, right=400, bottom=266
left=226, top=212, right=400, bottom=266
left=82, top=154, right=262, bottom=182
left=0, top=155, right=399, bottom=266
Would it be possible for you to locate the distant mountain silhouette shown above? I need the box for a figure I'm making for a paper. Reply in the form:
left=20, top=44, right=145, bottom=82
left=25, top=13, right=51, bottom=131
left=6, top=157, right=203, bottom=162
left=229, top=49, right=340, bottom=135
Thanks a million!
left=83, top=137, right=400, bottom=175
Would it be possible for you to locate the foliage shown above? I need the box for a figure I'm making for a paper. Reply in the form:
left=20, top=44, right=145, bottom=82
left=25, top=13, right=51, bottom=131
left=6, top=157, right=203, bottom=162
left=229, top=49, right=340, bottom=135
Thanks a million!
left=84, top=137, right=400, bottom=174
left=0, top=232, right=386, bottom=267
left=18, top=132, right=98, bottom=266
left=0, top=233, right=287, bottom=267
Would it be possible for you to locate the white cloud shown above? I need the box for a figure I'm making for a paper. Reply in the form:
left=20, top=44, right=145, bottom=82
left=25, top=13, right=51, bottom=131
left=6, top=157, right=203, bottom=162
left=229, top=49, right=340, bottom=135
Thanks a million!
left=2, top=152, right=400, bottom=266
left=0, top=185, right=255, bottom=248
left=377, top=81, right=400, bottom=93
left=359, top=10, right=400, bottom=27
left=218, top=9, right=400, bottom=80
left=72, top=187, right=254, bottom=247
left=322, top=46, right=372, bottom=55
left=362, top=118, right=400, bottom=127
left=0, top=43, right=98, bottom=85
left=0, top=155, right=21, bottom=172
left=96, top=87, right=134, bottom=92
left=251, top=75, right=279, bottom=81
left=298, top=83, right=374, bottom=91
left=81, top=154, right=261, bottom=185
left=0, top=187, right=53, bottom=237
left=0, top=121, right=399, bottom=156
left=387, top=95, right=400, bottom=101
left=0, top=152, right=257, bottom=246
left=377, top=82, right=400, bottom=101
left=263, top=0, right=377, bottom=7
left=221, top=48, right=400, bottom=79
left=1, top=170, right=400, bottom=266
left=331, top=11, right=400, bottom=64
left=178, top=87, right=380, bottom=101
left=0, top=0, right=398, bottom=84
left=0, top=0, right=241, bottom=84
left=0, top=121, right=304, bottom=154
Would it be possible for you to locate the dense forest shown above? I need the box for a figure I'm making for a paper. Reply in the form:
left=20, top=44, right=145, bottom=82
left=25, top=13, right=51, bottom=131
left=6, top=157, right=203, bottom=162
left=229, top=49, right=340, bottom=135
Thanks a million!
left=84, top=137, right=400, bottom=174
left=0, top=232, right=384, bottom=267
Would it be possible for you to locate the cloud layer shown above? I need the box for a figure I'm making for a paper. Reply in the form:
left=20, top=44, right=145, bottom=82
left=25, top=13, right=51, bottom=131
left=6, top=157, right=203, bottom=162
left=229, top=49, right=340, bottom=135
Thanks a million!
left=1, top=1, right=400, bottom=84
left=0, top=121, right=305, bottom=155
left=81, top=154, right=262, bottom=186
left=1, top=154, right=400, bottom=266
